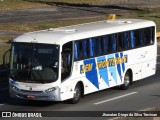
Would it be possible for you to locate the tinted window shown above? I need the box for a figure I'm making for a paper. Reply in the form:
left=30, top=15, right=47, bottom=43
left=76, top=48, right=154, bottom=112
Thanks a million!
left=74, top=26, right=155, bottom=61
left=95, top=37, right=102, bottom=56
left=143, top=27, right=154, bottom=45
left=102, top=36, right=109, bottom=54
left=108, top=34, right=116, bottom=53
left=82, top=39, right=89, bottom=59
left=74, top=39, right=89, bottom=60
left=134, top=29, right=142, bottom=47
left=74, top=41, right=83, bottom=60
left=10, top=43, right=59, bottom=83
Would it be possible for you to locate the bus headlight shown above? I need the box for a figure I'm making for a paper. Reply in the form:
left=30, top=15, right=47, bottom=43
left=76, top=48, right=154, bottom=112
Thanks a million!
left=45, top=87, right=57, bottom=93
left=12, top=86, right=20, bottom=91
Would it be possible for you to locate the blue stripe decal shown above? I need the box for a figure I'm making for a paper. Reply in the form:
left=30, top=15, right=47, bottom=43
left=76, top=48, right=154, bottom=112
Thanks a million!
left=120, top=52, right=125, bottom=73
left=97, top=56, right=109, bottom=87
left=84, top=58, right=99, bottom=89
left=108, top=54, right=117, bottom=84
left=81, top=53, right=127, bottom=88
left=115, top=53, right=122, bottom=81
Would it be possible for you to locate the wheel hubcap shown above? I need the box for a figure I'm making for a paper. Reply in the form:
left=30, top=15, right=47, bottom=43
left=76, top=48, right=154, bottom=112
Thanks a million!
left=74, top=87, right=80, bottom=100
left=124, top=76, right=130, bottom=86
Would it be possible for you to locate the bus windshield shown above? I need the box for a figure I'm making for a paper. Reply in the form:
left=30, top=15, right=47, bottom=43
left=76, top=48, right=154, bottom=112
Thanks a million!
left=10, top=42, right=59, bottom=83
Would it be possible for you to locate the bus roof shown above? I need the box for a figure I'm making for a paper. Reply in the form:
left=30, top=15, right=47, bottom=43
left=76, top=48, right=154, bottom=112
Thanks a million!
left=13, top=19, right=155, bottom=45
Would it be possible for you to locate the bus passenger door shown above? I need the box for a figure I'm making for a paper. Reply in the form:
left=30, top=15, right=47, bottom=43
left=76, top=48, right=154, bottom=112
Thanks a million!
left=61, top=42, right=73, bottom=81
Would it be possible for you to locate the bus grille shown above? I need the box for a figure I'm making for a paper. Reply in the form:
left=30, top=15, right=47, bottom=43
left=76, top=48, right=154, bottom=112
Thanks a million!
left=20, top=89, right=43, bottom=94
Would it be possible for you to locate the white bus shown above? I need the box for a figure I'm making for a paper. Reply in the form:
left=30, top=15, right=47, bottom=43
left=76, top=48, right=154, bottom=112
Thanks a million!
left=9, top=19, right=157, bottom=103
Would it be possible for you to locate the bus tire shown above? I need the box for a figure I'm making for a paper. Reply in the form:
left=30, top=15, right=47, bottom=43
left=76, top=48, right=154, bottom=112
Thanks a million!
left=69, top=84, right=81, bottom=104
left=120, top=71, right=131, bottom=90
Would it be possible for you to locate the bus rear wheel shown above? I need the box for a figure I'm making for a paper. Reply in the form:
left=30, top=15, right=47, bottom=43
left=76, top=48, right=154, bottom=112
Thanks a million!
left=120, top=71, right=131, bottom=90
left=69, top=84, right=81, bottom=104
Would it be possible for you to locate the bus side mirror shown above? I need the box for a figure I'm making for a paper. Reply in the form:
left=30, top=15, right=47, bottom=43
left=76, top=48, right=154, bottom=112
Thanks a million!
left=3, top=49, right=10, bottom=67
left=3, top=39, right=12, bottom=67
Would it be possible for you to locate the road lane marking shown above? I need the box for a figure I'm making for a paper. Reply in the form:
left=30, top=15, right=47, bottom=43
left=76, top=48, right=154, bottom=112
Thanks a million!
left=94, top=92, right=138, bottom=105
left=140, top=107, right=156, bottom=111
left=109, top=117, right=121, bottom=120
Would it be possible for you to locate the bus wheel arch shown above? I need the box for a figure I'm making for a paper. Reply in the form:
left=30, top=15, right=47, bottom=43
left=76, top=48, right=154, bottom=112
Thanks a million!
left=78, top=81, right=84, bottom=97
left=121, top=69, right=133, bottom=90
left=69, top=81, right=84, bottom=104
left=128, top=69, right=133, bottom=85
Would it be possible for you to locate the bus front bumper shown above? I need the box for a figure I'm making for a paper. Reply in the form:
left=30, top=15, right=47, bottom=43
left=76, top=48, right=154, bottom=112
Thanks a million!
left=9, top=85, right=61, bottom=101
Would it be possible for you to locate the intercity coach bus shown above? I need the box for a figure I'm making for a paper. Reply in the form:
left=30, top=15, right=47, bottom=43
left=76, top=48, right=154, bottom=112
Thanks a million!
left=9, top=19, right=157, bottom=103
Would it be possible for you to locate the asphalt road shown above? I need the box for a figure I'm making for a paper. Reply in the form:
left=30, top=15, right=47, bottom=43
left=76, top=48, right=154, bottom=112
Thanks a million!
left=0, top=1, right=160, bottom=119
left=0, top=45, right=160, bottom=120
left=0, top=4, right=140, bottom=24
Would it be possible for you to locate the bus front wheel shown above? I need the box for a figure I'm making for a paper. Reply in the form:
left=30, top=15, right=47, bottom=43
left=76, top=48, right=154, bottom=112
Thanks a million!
left=69, top=84, right=81, bottom=104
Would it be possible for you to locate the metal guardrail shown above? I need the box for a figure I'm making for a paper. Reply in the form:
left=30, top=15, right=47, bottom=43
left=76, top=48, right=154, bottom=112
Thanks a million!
left=157, top=32, right=160, bottom=38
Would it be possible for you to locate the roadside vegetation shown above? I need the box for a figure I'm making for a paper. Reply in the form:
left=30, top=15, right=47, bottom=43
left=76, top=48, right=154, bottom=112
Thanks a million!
left=22, top=0, right=123, bottom=6
left=0, top=0, right=118, bottom=10
left=0, top=0, right=160, bottom=64
left=0, top=0, right=50, bottom=10
left=0, top=10, right=159, bottom=34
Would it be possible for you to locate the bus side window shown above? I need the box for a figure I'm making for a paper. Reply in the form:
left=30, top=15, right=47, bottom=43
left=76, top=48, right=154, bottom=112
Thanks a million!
left=95, top=37, right=102, bottom=56
left=74, top=41, right=83, bottom=61
left=130, top=31, right=135, bottom=49
left=143, top=27, right=154, bottom=45
left=139, top=29, right=144, bottom=46
left=82, top=39, right=89, bottom=59
left=117, top=33, right=123, bottom=51
left=109, top=34, right=116, bottom=53
left=74, top=41, right=79, bottom=61
left=123, top=32, right=131, bottom=49
left=102, top=35, right=109, bottom=54
left=151, top=27, right=155, bottom=44
left=134, top=30, right=140, bottom=47
left=89, top=38, right=95, bottom=57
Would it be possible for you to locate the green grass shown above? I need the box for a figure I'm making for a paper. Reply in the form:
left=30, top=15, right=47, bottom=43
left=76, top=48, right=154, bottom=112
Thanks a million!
left=0, top=16, right=106, bottom=32
left=0, top=0, right=49, bottom=10
left=0, top=0, right=160, bottom=65
left=0, top=43, right=10, bottom=65
left=1, top=12, right=159, bottom=33
left=0, top=0, right=113, bottom=11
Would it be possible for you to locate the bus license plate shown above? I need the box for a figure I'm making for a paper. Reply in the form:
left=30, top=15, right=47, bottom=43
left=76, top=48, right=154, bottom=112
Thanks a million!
left=27, top=95, right=36, bottom=99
